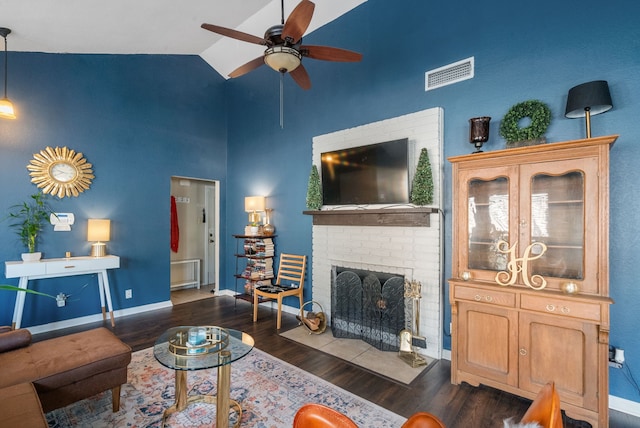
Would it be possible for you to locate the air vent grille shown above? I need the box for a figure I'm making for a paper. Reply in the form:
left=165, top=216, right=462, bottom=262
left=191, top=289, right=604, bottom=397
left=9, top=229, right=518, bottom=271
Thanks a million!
left=425, top=57, right=474, bottom=91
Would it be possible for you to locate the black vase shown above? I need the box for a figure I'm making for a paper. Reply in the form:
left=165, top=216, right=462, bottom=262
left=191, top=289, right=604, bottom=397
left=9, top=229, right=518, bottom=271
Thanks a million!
left=469, top=117, right=491, bottom=153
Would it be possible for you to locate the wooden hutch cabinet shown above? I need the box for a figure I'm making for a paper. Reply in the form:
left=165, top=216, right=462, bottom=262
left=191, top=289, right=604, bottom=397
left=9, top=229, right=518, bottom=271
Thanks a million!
left=448, top=135, right=617, bottom=428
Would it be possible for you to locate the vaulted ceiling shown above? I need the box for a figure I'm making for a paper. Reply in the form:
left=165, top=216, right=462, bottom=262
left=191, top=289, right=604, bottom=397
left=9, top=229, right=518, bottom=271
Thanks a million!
left=1, top=0, right=366, bottom=78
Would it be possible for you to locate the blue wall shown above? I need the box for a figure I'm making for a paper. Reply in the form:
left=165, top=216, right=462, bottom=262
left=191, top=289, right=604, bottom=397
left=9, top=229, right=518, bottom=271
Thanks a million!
left=224, top=0, right=640, bottom=403
left=0, top=53, right=228, bottom=325
left=1, top=0, right=639, bottom=405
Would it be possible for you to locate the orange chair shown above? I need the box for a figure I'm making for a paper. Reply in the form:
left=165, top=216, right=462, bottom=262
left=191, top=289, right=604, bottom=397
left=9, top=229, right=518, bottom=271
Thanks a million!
left=401, top=411, right=446, bottom=428
left=293, top=403, right=358, bottom=428
left=520, top=382, right=564, bottom=428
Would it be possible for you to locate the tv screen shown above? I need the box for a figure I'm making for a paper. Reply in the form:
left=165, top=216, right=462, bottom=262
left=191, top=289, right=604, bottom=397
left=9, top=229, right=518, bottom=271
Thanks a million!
left=321, top=138, right=409, bottom=205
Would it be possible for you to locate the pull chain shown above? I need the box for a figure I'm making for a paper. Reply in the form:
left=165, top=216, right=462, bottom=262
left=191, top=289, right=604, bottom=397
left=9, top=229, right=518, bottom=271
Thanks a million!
left=280, top=72, right=284, bottom=129
left=3, top=33, right=8, bottom=98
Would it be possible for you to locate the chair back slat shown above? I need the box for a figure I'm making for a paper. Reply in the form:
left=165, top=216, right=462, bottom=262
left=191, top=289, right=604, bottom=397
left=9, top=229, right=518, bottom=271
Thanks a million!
left=275, top=253, right=306, bottom=286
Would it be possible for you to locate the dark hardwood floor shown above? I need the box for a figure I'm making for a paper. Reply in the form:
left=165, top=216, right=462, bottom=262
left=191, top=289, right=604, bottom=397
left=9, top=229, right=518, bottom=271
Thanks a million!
left=34, top=296, right=638, bottom=427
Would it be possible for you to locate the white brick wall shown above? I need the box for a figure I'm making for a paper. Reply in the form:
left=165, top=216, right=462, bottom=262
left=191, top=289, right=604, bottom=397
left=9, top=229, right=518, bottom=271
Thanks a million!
left=311, top=108, right=444, bottom=359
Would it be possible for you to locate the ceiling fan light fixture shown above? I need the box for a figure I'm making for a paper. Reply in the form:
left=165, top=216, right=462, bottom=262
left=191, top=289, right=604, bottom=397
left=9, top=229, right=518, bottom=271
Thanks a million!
left=0, top=27, right=16, bottom=120
left=0, top=97, right=15, bottom=119
left=264, top=46, right=301, bottom=73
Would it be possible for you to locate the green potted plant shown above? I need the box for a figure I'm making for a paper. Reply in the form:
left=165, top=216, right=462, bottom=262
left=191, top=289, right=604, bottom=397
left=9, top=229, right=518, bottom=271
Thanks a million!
left=6, top=192, right=54, bottom=261
left=0, top=284, right=56, bottom=299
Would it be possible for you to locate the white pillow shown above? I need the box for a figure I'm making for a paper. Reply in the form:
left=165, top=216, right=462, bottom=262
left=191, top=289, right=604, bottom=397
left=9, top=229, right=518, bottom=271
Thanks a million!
left=503, top=418, right=542, bottom=428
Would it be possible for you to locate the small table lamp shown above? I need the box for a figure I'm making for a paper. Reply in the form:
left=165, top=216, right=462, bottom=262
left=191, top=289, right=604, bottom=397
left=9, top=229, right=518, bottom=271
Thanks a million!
left=88, top=219, right=111, bottom=257
left=244, top=196, right=265, bottom=225
left=565, top=80, right=613, bottom=139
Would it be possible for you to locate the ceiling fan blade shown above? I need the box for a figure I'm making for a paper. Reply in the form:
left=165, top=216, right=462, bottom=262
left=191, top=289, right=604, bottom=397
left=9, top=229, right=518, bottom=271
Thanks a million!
left=201, top=23, right=266, bottom=46
left=301, top=45, right=363, bottom=62
left=282, top=0, right=315, bottom=43
left=229, top=57, right=265, bottom=78
left=289, top=64, right=312, bottom=90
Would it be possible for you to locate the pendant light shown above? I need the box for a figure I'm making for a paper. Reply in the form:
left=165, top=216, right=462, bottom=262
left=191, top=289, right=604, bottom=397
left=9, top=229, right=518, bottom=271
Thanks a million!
left=0, top=27, right=16, bottom=119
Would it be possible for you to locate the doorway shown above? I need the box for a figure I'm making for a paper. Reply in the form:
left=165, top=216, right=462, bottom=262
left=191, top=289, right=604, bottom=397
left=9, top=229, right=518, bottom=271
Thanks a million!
left=170, top=177, right=219, bottom=304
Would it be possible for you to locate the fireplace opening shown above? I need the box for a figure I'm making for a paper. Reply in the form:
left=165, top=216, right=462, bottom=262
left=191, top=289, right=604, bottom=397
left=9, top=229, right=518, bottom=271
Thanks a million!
left=331, top=266, right=405, bottom=351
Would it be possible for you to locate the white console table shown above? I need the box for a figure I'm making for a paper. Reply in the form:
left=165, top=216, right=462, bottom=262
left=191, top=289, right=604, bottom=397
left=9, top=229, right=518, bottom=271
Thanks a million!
left=5, top=255, right=120, bottom=330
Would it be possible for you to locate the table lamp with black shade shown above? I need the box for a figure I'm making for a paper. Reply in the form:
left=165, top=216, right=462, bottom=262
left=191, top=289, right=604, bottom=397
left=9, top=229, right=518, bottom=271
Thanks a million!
left=565, top=80, right=613, bottom=139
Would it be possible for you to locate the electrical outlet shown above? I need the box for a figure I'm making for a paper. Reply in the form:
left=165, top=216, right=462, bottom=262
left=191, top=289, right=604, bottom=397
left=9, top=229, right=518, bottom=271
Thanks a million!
left=125, top=289, right=132, bottom=299
left=609, top=345, right=625, bottom=368
left=56, top=293, right=66, bottom=307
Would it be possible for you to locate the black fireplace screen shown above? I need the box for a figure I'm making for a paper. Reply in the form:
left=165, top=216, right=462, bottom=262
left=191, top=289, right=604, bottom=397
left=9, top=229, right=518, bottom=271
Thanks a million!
left=331, top=267, right=405, bottom=351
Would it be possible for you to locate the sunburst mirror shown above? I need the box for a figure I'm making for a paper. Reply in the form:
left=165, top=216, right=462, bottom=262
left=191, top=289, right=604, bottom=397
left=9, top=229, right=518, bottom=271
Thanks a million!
left=27, top=146, right=94, bottom=198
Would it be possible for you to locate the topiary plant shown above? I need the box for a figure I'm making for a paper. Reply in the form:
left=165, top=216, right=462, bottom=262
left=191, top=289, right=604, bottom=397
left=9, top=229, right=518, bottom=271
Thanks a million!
left=410, top=148, right=434, bottom=206
left=306, top=165, right=322, bottom=210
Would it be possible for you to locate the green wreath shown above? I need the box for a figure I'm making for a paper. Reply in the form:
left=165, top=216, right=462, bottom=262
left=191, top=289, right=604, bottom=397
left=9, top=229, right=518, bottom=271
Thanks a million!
left=499, top=100, right=551, bottom=143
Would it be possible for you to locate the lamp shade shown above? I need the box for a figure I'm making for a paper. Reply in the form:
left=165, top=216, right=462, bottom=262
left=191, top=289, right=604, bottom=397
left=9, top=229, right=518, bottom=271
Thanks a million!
left=87, top=219, right=111, bottom=242
left=565, top=80, right=613, bottom=118
left=245, top=196, right=266, bottom=212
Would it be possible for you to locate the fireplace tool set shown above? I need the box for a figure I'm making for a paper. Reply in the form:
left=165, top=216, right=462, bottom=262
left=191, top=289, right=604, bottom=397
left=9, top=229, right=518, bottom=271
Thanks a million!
left=399, top=279, right=428, bottom=367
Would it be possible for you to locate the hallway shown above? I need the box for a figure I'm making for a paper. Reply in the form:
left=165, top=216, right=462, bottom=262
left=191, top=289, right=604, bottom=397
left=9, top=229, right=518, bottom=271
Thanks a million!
left=170, top=284, right=215, bottom=305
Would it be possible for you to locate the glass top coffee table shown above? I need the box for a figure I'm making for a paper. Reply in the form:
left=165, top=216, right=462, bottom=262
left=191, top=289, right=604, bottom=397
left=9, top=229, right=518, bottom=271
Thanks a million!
left=153, top=326, right=254, bottom=428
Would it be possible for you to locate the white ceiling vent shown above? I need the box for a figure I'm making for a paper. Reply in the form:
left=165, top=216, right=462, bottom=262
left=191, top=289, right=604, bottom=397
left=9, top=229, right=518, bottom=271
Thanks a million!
left=425, top=57, right=474, bottom=91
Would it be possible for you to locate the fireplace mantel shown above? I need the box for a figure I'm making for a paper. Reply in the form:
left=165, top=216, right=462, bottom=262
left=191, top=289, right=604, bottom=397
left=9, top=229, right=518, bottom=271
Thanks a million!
left=303, top=207, right=437, bottom=227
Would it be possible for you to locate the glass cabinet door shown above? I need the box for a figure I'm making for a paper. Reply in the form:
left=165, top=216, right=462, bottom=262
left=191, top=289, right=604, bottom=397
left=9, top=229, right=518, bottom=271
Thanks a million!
left=459, top=166, right=518, bottom=282
left=528, top=171, right=584, bottom=280
left=468, top=177, right=510, bottom=271
left=520, top=159, right=599, bottom=294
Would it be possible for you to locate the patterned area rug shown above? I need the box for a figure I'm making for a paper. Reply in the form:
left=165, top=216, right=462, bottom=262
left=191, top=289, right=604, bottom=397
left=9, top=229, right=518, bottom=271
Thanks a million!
left=46, top=346, right=406, bottom=427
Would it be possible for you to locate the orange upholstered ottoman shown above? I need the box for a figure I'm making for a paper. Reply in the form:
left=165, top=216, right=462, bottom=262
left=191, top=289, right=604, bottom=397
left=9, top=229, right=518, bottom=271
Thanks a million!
left=0, top=327, right=132, bottom=413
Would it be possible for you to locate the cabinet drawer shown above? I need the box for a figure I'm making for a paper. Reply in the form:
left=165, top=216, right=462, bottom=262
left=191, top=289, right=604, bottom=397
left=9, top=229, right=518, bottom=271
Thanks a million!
left=454, top=286, right=515, bottom=307
left=44, top=261, right=91, bottom=275
left=520, top=294, right=602, bottom=322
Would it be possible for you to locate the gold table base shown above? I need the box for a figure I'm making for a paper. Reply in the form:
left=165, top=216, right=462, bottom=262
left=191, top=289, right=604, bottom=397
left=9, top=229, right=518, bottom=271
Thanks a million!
left=162, top=351, right=241, bottom=428
left=161, top=394, right=242, bottom=428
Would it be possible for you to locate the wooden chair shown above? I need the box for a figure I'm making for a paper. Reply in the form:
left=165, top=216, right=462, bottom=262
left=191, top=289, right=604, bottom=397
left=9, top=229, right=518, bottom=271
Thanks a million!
left=293, top=403, right=358, bottom=428
left=520, top=382, right=563, bottom=428
left=401, top=411, right=446, bottom=428
left=253, top=253, right=307, bottom=329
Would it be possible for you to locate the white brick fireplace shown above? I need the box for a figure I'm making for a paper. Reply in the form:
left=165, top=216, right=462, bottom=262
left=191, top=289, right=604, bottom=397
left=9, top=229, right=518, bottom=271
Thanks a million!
left=309, top=108, right=444, bottom=359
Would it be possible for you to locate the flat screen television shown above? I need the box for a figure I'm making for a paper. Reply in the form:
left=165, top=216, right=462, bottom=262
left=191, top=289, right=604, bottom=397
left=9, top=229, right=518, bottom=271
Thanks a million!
left=321, top=138, right=409, bottom=205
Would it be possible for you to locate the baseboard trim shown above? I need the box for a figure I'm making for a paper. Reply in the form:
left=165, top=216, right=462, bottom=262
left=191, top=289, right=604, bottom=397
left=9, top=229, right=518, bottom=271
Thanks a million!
left=609, top=395, right=640, bottom=417
left=441, top=349, right=452, bottom=361
left=24, top=300, right=173, bottom=335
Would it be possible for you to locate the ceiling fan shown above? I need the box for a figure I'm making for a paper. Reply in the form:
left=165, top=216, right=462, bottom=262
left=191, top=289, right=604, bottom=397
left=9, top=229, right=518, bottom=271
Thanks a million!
left=201, top=0, right=362, bottom=90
